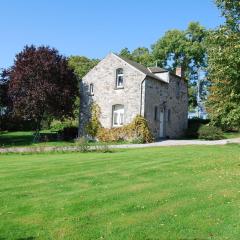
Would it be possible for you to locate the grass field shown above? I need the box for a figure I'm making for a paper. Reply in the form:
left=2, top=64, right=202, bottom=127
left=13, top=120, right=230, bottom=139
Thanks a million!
left=0, top=145, right=240, bottom=240
left=0, top=131, right=75, bottom=147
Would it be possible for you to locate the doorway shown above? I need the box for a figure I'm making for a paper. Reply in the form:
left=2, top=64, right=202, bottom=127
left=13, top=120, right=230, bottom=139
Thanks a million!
left=159, top=109, right=164, bottom=138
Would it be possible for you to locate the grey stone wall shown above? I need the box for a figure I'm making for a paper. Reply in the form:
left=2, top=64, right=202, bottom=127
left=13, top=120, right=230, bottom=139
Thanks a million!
left=144, top=74, right=188, bottom=139
left=79, top=53, right=146, bottom=136
left=79, top=53, right=188, bottom=140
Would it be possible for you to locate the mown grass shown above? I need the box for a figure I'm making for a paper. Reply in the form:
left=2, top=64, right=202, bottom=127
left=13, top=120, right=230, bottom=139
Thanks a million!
left=0, top=131, right=129, bottom=148
left=1, top=130, right=240, bottom=148
left=0, top=131, right=75, bottom=147
left=0, top=144, right=240, bottom=239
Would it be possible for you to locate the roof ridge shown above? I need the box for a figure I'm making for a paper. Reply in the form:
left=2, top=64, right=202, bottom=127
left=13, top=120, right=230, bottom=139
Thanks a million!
left=113, top=53, right=167, bottom=83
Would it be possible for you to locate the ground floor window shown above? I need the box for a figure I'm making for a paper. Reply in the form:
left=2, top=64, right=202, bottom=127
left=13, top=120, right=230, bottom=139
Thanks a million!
left=112, top=104, right=124, bottom=127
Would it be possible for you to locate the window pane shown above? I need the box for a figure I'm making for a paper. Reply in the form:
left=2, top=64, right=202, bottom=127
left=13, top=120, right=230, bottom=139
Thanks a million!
left=116, top=68, right=124, bottom=88
left=118, top=76, right=123, bottom=86
left=119, top=113, right=124, bottom=125
left=112, top=104, right=124, bottom=127
left=154, top=106, right=158, bottom=120
left=90, top=84, right=93, bottom=94
left=113, top=113, right=118, bottom=125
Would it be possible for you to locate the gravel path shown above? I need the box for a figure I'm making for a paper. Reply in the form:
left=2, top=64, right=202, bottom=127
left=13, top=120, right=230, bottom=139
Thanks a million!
left=0, top=138, right=239, bottom=153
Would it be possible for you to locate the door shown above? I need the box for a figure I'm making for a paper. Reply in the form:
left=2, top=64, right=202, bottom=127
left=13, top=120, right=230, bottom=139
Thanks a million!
left=159, top=109, right=164, bottom=138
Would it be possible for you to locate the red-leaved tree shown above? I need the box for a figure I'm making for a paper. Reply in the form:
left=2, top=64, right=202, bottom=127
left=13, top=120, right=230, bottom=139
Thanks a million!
left=7, top=45, right=78, bottom=131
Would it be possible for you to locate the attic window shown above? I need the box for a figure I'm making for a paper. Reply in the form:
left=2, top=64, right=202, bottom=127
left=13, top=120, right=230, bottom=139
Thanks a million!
left=89, top=83, right=94, bottom=95
left=116, top=68, right=124, bottom=88
left=176, top=81, right=180, bottom=98
left=154, top=106, right=158, bottom=121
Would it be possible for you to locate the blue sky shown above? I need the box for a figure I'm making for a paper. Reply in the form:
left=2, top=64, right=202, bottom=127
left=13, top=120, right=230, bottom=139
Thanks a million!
left=1, top=0, right=223, bottom=68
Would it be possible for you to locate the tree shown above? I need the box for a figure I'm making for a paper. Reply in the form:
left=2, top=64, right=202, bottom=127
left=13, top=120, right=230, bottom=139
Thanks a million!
left=119, top=47, right=153, bottom=67
left=152, top=22, right=208, bottom=111
left=68, top=56, right=99, bottom=80
left=206, top=0, right=240, bottom=129
left=131, top=47, right=154, bottom=66
left=7, top=45, right=78, bottom=132
left=119, top=48, right=133, bottom=60
left=0, top=69, right=9, bottom=113
left=215, top=0, right=240, bottom=31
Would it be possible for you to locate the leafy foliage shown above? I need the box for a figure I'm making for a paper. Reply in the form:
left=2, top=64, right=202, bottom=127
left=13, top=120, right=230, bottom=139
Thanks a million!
left=7, top=45, right=78, bottom=130
left=198, top=125, right=224, bottom=140
left=215, top=0, right=240, bottom=31
left=206, top=1, right=240, bottom=129
left=152, top=22, right=208, bottom=109
left=68, top=56, right=99, bottom=80
left=75, top=137, right=91, bottom=152
left=50, top=118, right=78, bottom=132
left=85, top=103, right=102, bottom=137
left=185, top=118, right=210, bottom=138
left=97, top=115, right=153, bottom=143
left=119, top=47, right=153, bottom=67
left=0, top=69, right=9, bottom=111
left=152, top=22, right=207, bottom=76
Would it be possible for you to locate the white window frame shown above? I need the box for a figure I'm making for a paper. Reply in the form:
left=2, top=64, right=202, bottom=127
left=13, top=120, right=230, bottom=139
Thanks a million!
left=112, top=105, right=124, bottom=127
left=89, top=83, right=94, bottom=95
left=116, top=68, right=124, bottom=88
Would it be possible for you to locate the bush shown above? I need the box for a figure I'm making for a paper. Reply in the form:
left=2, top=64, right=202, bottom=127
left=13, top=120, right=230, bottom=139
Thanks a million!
left=96, top=127, right=125, bottom=142
left=94, top=143, right=112, bottom=153
left=50, top=118, right=77, bottom=132
left=129, top=115, right=153, bottom=143
left=0, top=114, right=36, bottom=131
left=85, top=103, right=101, bottom=138
left=185, top=118, right=210, bottom=138
left=97, top=115, right=153, bottom=143
left=75, top=137, right=91, bottom=152
left=60, top=126, right=78, bottom=140
left=198, top=125, right=224, bottom=140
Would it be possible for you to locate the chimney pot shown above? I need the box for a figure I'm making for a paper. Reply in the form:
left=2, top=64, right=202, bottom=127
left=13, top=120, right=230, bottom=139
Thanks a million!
left=176, top=67, right=184, bottom=78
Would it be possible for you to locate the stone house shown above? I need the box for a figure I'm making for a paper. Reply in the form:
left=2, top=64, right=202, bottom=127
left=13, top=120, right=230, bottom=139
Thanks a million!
left=79, top=53, right=188, bottom=139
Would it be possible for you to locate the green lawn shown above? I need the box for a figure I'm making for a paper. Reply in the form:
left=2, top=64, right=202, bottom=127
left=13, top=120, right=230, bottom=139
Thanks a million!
left=1, top=130, right=240, bottom=148
left=0, top=145, right=240, bottom=239
left=0, top=131, right=75, bottom=147
left=223, top=131, right=240, bottom=139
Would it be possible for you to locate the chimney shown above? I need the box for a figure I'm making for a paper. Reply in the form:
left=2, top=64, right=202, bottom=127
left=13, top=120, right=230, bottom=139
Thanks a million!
left=176, top=67, right=184, bottom=78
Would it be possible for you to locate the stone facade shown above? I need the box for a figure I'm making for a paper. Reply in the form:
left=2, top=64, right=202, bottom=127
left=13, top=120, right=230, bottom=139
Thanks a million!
left=79, top=53, right=188, bottom=139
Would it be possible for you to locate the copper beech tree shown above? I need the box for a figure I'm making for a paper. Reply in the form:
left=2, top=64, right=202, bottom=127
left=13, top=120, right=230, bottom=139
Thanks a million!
left=7, top=45, right=78, bottom=132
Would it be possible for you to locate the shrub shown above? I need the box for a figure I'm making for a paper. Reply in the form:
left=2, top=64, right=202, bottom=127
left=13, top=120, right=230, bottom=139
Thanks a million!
left=129, top=115, right=153, bottom=143
left=97, top=115, right=153, bottom=143
left=50, top=118, right=77, bottom=132
left=94, top=143, right=112, bottom=153
left=185, top=118, right=210, bottom=138
left=75, top=137, right=91, bottom=152
left=96, top=127, right=127, bottom=142
left=85, top=103, right=101, bottom=138
left=61, top=126, right=78, bottom=140
left=198, top=125, right=224, bottom=140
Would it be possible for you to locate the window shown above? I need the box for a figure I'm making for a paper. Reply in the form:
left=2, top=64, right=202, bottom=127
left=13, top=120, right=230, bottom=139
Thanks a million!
left=112, top=104, right=124, bottom=127
left=116, top=68, right=124, bottom=88
left=168, top=109, right=171, bottom=122
left=154, top=106, right=158, bottom=121
left=89, top=83, right=94, bottom=95
left=176, top=81, right=180, bottom=98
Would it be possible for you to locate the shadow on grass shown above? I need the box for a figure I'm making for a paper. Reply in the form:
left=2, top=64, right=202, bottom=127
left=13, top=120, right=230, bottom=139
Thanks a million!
left=0, top=131, right=74, bottom=147
left=0, top=132, right=34, bottom=147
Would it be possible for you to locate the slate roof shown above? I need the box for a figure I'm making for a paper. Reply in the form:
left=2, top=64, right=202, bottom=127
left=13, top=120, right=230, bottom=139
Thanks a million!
left=147, top=67, right=168, bottom=73
left=115, top=54, right=167, bottom=82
